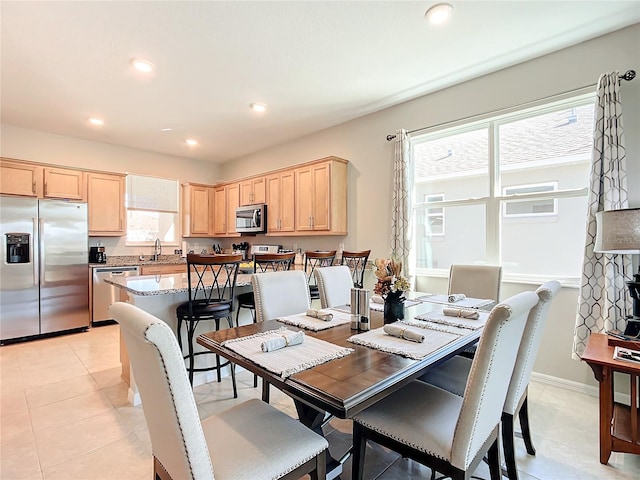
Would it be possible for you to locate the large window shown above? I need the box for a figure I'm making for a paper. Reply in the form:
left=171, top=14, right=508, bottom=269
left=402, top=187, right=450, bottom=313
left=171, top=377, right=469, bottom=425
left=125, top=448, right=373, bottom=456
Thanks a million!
left=126, top=174, right=180, bottom=246
left=413, top=91, right=594, bottom=281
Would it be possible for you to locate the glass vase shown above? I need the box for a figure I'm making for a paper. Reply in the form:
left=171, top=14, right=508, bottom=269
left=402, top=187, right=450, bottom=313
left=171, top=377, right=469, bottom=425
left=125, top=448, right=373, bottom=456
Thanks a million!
left=383, top=291, right=405, bottom=324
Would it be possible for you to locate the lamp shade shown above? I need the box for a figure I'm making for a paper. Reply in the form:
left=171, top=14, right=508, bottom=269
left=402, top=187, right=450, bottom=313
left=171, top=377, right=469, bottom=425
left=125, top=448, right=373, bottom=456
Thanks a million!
left=594, top=208, right=640, bottom=254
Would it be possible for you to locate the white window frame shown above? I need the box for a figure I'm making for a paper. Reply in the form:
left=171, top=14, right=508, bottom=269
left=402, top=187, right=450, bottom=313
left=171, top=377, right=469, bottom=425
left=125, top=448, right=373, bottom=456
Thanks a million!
left=411, top=88, right=594, bottom=286
left=502, top=182, right=558, bottom=218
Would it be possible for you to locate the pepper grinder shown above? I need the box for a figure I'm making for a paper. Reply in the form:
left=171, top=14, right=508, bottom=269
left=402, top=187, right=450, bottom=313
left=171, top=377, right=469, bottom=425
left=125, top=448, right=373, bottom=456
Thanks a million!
left=358, top=289, right=371, bottom=331
left=350, top=288, right=360, bottom=330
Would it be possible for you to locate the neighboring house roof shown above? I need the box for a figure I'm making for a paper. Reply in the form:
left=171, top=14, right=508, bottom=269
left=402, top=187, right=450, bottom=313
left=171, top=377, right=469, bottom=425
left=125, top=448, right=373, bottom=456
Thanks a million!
left=414, top=103, right=594, bottom=179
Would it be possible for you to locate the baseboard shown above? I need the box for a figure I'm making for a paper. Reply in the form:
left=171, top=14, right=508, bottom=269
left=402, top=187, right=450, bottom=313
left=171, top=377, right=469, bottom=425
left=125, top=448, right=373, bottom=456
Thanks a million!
left=531, top=371, right=631, bottom=404
left=530, top=372, right=598, bottom=397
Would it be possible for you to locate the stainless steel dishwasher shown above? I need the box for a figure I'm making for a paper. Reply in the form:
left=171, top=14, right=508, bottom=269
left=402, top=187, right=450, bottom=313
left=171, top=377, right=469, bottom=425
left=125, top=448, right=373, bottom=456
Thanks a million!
left=92, top=266, right=140, bottom=325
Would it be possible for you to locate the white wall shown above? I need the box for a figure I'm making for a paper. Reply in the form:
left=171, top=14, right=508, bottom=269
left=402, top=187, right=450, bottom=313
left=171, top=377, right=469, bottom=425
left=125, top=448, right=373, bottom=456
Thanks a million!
left=221, top=24, right=640, bottom=387
left=0, top=124, right=221, bottom=183
left=0, top=124, right=222, bottom=255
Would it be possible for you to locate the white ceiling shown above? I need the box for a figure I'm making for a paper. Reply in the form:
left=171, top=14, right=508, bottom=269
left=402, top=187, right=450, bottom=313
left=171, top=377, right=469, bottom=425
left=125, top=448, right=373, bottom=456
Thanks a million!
left=1, top=1, right=638, bottom=164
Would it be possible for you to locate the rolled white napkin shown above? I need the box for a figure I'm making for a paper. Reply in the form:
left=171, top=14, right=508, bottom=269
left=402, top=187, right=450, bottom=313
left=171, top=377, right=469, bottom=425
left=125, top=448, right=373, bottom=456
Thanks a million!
left=448, top=293, right=467, bottom=303
left=371, top=295, right=385, bottom=304
left=383, top=324, right=425, bottom=343
left=261, top=331, right=305, bottom=352
left=442, top=307, right=480, bottom=320
left=306, top=308, right=334, bottom=321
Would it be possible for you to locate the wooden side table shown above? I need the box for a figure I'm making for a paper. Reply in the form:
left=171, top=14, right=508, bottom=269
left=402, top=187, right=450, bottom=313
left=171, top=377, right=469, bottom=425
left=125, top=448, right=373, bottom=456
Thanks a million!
left=582, top=333, right=640, bottom=464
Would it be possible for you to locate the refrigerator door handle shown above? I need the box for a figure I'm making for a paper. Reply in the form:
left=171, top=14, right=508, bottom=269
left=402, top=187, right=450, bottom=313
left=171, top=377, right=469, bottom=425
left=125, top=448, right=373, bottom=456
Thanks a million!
left=39, top=218, right=45, bottom=286
left=33, top=217, right=38, bottom=286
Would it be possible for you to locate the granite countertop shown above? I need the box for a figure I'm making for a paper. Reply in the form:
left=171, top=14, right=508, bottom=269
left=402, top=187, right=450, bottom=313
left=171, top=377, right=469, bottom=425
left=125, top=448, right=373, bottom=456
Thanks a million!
left=104, top=272, right=252, bottom=296
left=89, top=254, right=187, bottom=268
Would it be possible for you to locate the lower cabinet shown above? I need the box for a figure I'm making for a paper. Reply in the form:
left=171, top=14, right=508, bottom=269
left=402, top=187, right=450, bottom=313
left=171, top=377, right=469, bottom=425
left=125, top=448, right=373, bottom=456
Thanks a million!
left=140, top=264, right=186, bottom=275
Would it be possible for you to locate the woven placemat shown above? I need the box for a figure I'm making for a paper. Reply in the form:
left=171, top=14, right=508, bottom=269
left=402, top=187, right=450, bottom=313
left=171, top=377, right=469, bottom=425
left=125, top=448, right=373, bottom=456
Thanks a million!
left=277, top=309, right=352, bottom=331
left=222, top=327, right=353, bottom=377
left=348, top=321, right=462, bottom=360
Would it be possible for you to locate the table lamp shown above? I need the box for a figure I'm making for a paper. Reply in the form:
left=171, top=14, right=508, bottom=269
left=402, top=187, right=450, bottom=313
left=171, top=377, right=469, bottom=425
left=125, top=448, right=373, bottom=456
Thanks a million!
left=594, top=207, right=640, bottom=336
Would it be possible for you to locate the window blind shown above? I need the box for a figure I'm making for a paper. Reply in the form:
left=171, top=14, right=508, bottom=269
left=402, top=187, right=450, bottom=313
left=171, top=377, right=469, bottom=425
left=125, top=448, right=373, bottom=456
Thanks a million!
left=126, top=174, right=179, bottom=213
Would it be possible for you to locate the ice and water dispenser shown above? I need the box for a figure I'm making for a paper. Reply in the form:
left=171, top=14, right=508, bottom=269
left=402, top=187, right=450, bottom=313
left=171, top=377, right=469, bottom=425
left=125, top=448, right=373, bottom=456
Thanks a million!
left=5, top=233, right=30, bottom=264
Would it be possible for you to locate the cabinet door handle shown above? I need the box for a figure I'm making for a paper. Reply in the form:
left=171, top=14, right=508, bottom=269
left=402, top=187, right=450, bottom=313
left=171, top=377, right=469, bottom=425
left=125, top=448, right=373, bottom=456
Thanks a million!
left=32, top=181, right=36, bottom=194
left=44, top=182, right=48, bottom=196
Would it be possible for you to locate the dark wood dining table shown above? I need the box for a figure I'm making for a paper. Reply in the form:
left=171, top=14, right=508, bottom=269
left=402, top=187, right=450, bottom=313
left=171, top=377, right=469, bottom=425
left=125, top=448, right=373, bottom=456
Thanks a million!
left=197, top=293, right=487, bottom=478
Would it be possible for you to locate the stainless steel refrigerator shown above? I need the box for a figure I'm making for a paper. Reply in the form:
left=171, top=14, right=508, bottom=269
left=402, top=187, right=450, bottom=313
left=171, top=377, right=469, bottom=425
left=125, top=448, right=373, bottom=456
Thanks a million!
left=0, top=196, right=89, bottom=342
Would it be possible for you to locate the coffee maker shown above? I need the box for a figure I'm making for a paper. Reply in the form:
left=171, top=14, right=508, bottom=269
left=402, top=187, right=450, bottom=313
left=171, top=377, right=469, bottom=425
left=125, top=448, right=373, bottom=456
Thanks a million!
left=89, top=245, right=106, bottom=263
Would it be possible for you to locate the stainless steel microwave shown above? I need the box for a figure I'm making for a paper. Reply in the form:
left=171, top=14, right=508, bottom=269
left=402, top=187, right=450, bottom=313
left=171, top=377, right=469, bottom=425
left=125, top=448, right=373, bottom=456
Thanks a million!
left=235, top=204, right=267, bottom=233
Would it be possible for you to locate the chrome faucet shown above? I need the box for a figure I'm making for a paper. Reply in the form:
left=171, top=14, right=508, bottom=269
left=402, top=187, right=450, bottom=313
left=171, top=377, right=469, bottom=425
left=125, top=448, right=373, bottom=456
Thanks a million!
left=152, top=238, right=162, bottom=261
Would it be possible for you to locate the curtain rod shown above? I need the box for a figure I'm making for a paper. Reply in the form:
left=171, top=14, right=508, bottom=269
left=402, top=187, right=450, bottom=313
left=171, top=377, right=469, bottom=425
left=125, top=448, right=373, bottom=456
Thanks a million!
left=386, top=69, right=636, bottom=141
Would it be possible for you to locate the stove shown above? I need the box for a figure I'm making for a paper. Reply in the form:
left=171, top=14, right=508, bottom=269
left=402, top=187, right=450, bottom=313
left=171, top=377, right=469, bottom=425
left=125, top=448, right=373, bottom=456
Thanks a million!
left=250, top=244, right=281, bottom=255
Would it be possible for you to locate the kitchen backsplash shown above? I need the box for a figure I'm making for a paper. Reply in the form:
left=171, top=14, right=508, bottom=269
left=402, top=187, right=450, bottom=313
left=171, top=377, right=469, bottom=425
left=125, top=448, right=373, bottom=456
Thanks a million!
left=90, top=235, right=347, bottom=259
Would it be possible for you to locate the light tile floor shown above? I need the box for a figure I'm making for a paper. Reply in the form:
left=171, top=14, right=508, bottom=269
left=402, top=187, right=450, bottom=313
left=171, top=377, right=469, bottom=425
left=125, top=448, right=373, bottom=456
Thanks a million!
left=1, top=324, right=639, bottom=480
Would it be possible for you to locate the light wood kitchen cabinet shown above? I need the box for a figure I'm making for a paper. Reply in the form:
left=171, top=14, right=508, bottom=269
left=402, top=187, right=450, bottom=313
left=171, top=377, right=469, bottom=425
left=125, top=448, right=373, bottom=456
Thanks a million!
left=43, top=167, right=86, bottom=201
left=140, top=264, right=186, bottom=275
left=88, top=172, right=125, bottom=236
left=0, top=159, right=42, bottom=197
left=294, top=157, right=347, bottom=235
left=239, top=176, right=266, bottom=206
left=226, top=183, right=240, bottom=235
left=182, top=183, right=211, bottom=237
left=266, top=170, right=295, bottom=233
left=212, top=183, right=240, bottom=236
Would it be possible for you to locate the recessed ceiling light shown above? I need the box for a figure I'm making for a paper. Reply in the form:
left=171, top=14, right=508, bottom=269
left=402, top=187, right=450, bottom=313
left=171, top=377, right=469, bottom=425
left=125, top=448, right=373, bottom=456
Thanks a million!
left=250, top=103, right=267, bottom=113
left=130, top=58, right=155, bottom=73
left=425, top=3, right=453, bottom=25
left=185, top=139, right=198, bottom=147
left=160, top=128, right=173, bottom=132
left=88, top=117, right=104, bottom=127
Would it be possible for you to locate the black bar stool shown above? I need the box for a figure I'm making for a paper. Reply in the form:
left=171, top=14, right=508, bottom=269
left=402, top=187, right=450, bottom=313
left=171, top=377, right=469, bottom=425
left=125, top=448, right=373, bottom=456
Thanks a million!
left=340, top=249, right=371, bottom=288
left=235, top=252, right=295, bottom=388
left=304, top=250, right=337, bottom=300
left=176, top=253, right=242, bottom=394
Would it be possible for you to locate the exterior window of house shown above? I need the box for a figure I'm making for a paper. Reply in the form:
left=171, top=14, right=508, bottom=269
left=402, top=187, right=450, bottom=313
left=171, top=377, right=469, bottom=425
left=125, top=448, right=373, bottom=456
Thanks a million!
left=412, top=91, right=594, bottom=281
left=126, top=174, right=179, bottom=246
left=424, top=194, right=445, bottom=236
left=502, top=183, right=558, bottom=217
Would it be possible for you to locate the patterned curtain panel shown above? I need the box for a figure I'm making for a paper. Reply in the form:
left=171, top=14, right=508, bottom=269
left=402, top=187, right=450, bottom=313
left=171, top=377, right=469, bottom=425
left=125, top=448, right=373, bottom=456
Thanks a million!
left=391, top=129, right=414, bottom=282
left=572, top=71, right=632, bottom=359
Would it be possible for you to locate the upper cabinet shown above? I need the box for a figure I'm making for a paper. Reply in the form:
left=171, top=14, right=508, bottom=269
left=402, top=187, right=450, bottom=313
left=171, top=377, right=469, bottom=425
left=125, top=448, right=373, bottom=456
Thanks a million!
left=182, top=183, right=211, bottom=237
left=43, top=167, right=86, bottom=201
left=1, top=160, right=88, bottom=201
left=293, top=157, right=347, bottom=235
left=239, top=176, right=266, bottom=206
left=212, top=183, right=240, bottom=237
left=88, top=172, right=125, bottom=236
left=266, top=170, right=295, bottom=234
left=0, top=159, right=42, bottom=197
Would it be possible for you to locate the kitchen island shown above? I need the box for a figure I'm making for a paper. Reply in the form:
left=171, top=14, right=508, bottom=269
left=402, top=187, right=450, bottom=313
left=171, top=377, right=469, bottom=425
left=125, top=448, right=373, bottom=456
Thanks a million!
left=105, top=271, right=252, bottom=405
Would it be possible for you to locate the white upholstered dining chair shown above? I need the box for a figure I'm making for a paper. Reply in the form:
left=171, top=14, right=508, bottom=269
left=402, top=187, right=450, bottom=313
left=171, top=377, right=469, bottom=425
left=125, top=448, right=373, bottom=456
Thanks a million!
left=253, top=270, right=311, bottom=322
left=110, top=301, right=327, bottom=480
left=449, top=264, right=503, bottom=359
left=252, top=270, right=311, bottom=402
left=314, top=265, right=354, bottom=308
left=448, top=264, right=503, bottom=301
left=351, top=291, right=539, bottom=480
left=418, top=280, right=561, bottom=480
